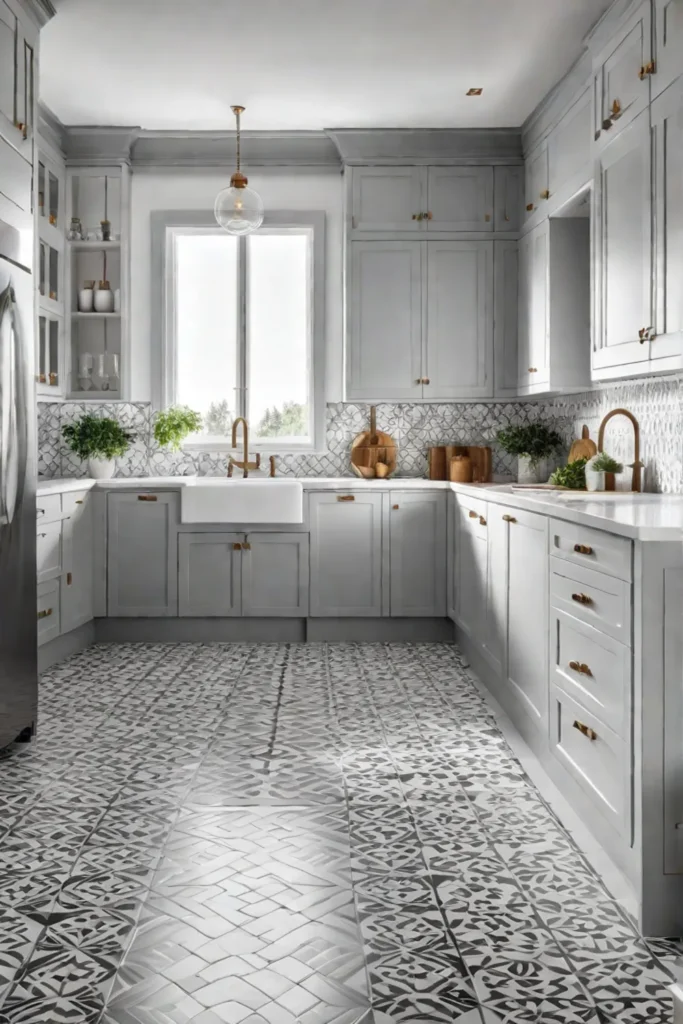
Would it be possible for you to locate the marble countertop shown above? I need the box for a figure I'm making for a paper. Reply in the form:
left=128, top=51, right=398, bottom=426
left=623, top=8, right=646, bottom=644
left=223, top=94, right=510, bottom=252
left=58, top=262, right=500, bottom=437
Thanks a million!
left=37, top=476, right=683, bottom=541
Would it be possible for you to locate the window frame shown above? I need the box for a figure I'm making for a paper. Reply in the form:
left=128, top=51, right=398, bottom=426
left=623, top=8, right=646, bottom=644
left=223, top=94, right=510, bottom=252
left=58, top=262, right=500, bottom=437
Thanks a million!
left=151, top=209, right=326, bottom=453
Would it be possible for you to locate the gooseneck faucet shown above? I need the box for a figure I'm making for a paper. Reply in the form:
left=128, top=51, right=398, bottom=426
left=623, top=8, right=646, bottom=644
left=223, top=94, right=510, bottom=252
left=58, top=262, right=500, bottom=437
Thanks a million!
left=597, top=408, right=643, bottom=493
left=227, top=417, right=260, bottom=478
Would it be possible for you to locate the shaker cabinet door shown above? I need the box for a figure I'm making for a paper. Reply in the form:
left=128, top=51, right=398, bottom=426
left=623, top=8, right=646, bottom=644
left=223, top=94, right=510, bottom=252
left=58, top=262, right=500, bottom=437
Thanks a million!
left=505, top=509, right=549, bottom=726
left=454, top=499, right=488, bottom=647
left=242, top=533, right=309, bottom=617
left=652, top=78, right=683, bottom=367
left=350, top=166, right=424, bottom=232
left=653, top=0, right=683, bottom=99
left=61, top=491, right=94, bottom=633
left=309, top=493, right=384, bottom=617
left=0, top=1, right=16, bottom=142
left=178, top=533, right=242, bottom=617
left=427, top=166, right=493, bottom=231
left=107, top=493, right=179, bottom=617
left=389, top=492, right=446, bottom=617
left=593, top=2, right=652, bottom=143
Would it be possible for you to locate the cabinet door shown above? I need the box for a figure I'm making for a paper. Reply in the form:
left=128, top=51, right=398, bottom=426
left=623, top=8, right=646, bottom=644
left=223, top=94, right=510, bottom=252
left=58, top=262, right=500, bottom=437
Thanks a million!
left=351, top=166, right=424, bottom=231
left=61, top=491, right=93, bottom=633
left=309, top=492, right=384, bottom=617
left=548, top=89, right=592, bottom=198
left=242, top=534, right=309, bottom=617
left=447, top=492, right=457, bottom=620
left=425, top=241, right=493, bottom=398
left=0, top=0, right=16, bottom=142
left=524, top=142, right=549, bottom=219
left=494, top=241, right=519, bottom=397
left=653, top=0, right=683, bottom=99
left=483, top=510, right=508, bottom=678
left=13, top=24, right=33, bottom=160
left=107, top=493, right=179, bottom=617
left=178, top=533, right=242, bottom=617
left=652, top=78, right=683, bottom=364
left=347, top=241, right=423, bottom=401
left=494, top=166, right=523, bottom=233
left=506, top=509, right=548, bottom=726
left=594, top=2, right=652, bottom=142
left=593, top=111, right=652, bottom=373
left=389, top=493, right=446, bottom=617
left=518, top=222, right=549, bottom=389
left=427, top=167, right=493, bottom=231
left=454, top=499, right=488, bottom=646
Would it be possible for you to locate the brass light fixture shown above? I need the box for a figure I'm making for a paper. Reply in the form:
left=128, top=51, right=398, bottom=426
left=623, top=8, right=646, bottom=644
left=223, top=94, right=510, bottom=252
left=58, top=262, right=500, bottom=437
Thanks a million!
left=214, top=106, right=264, bottom=235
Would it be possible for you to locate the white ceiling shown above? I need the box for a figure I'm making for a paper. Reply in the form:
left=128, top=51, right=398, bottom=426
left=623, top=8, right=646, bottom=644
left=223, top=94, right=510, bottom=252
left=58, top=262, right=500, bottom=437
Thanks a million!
left=41, top=0, right=611, bottom=131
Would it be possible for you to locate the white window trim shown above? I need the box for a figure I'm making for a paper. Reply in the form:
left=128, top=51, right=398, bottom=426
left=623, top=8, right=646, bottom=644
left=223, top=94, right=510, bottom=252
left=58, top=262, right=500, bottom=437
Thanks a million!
left=151, top=209, right=326, bottom=453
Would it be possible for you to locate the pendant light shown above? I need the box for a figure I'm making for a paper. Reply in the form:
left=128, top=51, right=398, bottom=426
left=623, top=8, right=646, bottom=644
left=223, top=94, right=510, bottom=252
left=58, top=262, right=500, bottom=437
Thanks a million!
left=214, top=105, right=264, bottom=235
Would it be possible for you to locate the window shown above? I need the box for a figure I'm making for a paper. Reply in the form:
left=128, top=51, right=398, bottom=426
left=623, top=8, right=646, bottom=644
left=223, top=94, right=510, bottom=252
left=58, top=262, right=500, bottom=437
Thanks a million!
left=154, top=211, right=325, bottom=450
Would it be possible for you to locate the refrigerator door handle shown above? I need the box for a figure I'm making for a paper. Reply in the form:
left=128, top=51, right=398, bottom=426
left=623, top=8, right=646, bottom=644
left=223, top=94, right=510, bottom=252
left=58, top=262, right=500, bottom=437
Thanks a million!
left=0, top=284, right=21, bottom=528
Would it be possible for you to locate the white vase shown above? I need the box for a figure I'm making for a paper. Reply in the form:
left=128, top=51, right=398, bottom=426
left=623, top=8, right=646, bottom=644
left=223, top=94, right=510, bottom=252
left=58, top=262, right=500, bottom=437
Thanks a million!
left=88, top=457, right=116, bottom=480
left=585, top=460, right=606, bottom=492
left=517, top=456, right=540, bottom=484
left=78, top=282, right=94, bottom=312
left=94, top=281, right=114, bottom=313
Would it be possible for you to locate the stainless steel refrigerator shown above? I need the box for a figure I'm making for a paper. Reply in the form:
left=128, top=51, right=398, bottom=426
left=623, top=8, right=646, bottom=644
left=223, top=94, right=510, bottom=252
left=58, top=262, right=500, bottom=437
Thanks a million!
left=0, top=212, right=37, bottom=750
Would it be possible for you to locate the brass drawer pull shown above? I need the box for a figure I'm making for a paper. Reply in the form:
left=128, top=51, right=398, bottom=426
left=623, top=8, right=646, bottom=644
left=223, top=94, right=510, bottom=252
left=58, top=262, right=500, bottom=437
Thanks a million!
left=574, top=544, right=593, bottom=555
left=528, top=367, right=538, bottom=373
left=479, top=516, right=487, bottom=526
left=569, top=661, right=593, bottom=677
left=241, top=542, right=251, bottom=551
left=75, top=500, right=84, bottom=505
left=337, top=495, right=355, bottom=502
left=502, top=514, right=516, bottom=523
left=573, top=719, right=597, bottom=741
left=37, top=608, right=53, bottom=620
left=66, top=572, right=73, bottom=585
left=468, top=510, right=478, bottom=519
left=392, top=504, right=399, bottom=510
left=137, top=494, right=158, bottom=502
left=572, top=592, right=593, bottom=606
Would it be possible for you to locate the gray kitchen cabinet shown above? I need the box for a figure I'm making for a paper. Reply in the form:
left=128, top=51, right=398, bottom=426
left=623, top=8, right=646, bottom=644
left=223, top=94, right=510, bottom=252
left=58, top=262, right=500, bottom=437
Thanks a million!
left=593, top=110, right=652, bottom=377
left=178, top=533, right=242, bottom=617
left=447, top=492, right=457, bottom=620
left=548, top=88, right=592, bottom=201
left=652, top=78, right=683, bottom=368
left=494, top=240, right=519, bottom=397
left=483, top=508, right=507, bottom=678
left=0, top=1, right=16, bottom=142
left=427, top=166, right=493, bottom=232
left=518, top=221, right=549, bottom=389
left=61, top=490, right=93, bottom=634
left=350, top=166, right=423, bottom=231
left=653, top=0, right=683, bottom=100
left=505, top=508, right=549, bottom=726
left=593, top=0, right=652, bottom=145
left=425, top=241, right=493, bottom=398
left=389, top=492, right=446, bottom=617
left=242, top=533, right=309, bottom=617
left=0, top=0, right=34, bottom=162
left=454, top=495, right=488, bottom=646
left=347, top=240, right=423, bottom=401
left=494, top=166, right=523, bottom=233
left=309, top=492, right=384, bottom=617
left=107, top=492, right=179, bottom=617
left=524, top=141, right=549, bottom=221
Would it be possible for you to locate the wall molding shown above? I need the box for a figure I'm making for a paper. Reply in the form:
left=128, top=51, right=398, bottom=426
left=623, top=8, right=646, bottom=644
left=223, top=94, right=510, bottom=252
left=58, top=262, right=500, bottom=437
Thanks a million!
left=22, top=0, right=56, bottom=27
left=327, top=128, right=523, bottom=165
left=132, top=131, right=341, bottom=169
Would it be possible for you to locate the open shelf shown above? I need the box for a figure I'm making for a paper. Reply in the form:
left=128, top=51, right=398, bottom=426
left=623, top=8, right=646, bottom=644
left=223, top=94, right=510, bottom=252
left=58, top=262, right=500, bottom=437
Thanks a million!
left=72, top=312, right=121, bottom=321
left=68, top=240, right=121, bottom=252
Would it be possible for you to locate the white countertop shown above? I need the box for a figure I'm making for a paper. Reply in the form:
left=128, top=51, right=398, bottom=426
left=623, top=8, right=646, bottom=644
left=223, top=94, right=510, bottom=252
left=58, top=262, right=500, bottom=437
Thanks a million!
left=37, top=476, right=683, bottom=541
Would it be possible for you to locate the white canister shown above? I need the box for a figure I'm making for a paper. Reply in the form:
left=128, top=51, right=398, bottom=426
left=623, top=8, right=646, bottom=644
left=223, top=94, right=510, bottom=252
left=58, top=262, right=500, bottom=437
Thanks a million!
left=94, top=281, right=115, bottom=313
left=585, top=456, right=606, bottom=492
left=78, top=281, right=95, bottom=312
left=517, top=455, right=540, bottom=484
left=87, top=457, right=116, bottom=480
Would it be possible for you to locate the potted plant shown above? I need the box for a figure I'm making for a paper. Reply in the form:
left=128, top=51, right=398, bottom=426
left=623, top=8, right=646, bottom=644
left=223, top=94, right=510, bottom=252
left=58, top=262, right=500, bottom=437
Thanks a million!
left=550, top=457, right=588, bottom=490
left=153, top=406, right=203, bottom=451
left=587, top=452, right=623, bottom=492
left=496, top=423, right=565, bottom=484
left=62, top=414, right=135, bottom=480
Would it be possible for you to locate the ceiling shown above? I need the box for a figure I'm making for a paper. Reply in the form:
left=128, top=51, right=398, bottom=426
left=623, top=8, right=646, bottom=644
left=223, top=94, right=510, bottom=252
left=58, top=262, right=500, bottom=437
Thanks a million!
left=41, top=0, right=612, bottom=131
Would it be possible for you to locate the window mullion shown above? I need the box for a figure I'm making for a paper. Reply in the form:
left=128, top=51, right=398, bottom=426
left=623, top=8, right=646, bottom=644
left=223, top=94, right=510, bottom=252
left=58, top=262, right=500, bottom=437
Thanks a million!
left=237, top=235, right=248, bottom=420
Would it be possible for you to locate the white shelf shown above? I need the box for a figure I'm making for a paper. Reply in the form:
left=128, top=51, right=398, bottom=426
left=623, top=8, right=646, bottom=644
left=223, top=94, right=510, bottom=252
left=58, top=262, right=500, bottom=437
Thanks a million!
left=71, top=311, right=121, bottom=321
left=68, top=240, right=121, bottom=252
left=68, top=390, right=121, bottom=401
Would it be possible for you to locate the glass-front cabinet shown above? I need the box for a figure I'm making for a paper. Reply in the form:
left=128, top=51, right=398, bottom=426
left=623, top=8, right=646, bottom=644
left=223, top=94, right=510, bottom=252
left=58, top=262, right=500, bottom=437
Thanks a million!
left=35, top=145, right=65, bottom=397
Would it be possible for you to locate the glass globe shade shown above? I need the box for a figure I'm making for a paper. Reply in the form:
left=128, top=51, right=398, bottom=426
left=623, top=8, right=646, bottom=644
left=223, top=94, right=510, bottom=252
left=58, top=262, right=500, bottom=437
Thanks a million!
left=214, top=184, right=264, bottom=235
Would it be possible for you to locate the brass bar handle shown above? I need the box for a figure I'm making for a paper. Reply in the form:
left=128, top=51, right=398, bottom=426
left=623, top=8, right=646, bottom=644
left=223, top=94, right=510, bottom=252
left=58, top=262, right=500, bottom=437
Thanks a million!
left=337, top=495, right=355, bottom=502
left=573, top=719, right=597, bottom=741
left=502, top=514, right=517, bottom=523
left=66, top=572, right=73, bottom=586
left=137, top=494, right=158, bottom=502
left=569, top=661, right=593, bottom=677
left=75, top=500, right=84, bottom=505
left=574, top=544, right=593, bottom=555
left=468, top=510, right=479, bottom=519
left=37, top=608, right=53, bottom=620
left=572, top=592, right=593, bottom=606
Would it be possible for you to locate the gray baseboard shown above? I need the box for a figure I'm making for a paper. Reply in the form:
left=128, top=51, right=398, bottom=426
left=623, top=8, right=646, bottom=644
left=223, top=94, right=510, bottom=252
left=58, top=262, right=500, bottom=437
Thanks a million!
left=95, top=618, right=307, bottom=643
left=306, top=618, right=455, bottom=642
left=38, top=621, right=96, bottom=673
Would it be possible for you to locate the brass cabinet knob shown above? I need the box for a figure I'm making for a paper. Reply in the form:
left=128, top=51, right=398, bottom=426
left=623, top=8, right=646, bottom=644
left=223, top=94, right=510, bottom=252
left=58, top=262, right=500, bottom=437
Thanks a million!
left=572, top=592, right=593, bottom=606
left=232, top=542, right=242, bottom=550
left=426, top=211, right=433, bottom=220
left=502, top=514, right=517, bottom=523
left=573, top=719, right=597, bottom=741
left=75, top=499, right=83, bottom=505
left=37, top=608, right=53, bottom=620
left=479, top=516, right=487, bottom=526
left=528, top=367, right=538, bottom=373
left=526, top=202, right=535, bottom=212
left=392, top=504, right=399, bottom=510
left=540, top=189, right=550, bottom=200
left=468, top=510, right=479, bottom=519
left=423, top=377, right=430, bottom=385
left=337, top=495, right=355, bottom=502
left=574, top=544, right=593, bottom=555
left=569, top=660, right=593, bottom=676
left=241, top=541, right=251, bottom=551
left=484, top=213, right=491, bottom=222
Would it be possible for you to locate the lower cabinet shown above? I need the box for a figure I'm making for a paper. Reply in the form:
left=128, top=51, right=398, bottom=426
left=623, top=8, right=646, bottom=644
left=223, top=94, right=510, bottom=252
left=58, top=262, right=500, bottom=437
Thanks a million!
left=390, top=492, right=446, bottom=616
left=37, top=579, right=60, bottom=646
left=454, top=495, right=488, bottom=644
left=107, top=492, right=179, bottom=617
left=61, top=490, right=94, bottom=633
left=178, top=533, right=309, bottom=617
left=309, top=492, right=384, bottom=617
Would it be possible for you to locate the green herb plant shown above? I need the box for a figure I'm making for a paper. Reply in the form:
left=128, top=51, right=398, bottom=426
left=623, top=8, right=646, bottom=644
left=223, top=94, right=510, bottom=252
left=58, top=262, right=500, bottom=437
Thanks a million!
left=496, top=424, right=565, bottom=467
left=153, top=406, right=203, bottom=451
left=591, top=452, right=623, bottom=474
left=550, top=457, right=588, bottom=490
left=62, top=415, right=134, bottom=461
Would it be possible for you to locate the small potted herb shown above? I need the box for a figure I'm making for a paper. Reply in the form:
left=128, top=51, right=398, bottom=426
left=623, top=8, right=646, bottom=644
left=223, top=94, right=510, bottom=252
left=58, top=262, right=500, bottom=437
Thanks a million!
left=62, top=414, right=135, bottom=479
left=586, top=452, right=623, bottom=492
left=153, top=406, right=203, bottom=451
left=550, top=457, right=588, bottom=490
left=496, top=423, right=565, bottom=484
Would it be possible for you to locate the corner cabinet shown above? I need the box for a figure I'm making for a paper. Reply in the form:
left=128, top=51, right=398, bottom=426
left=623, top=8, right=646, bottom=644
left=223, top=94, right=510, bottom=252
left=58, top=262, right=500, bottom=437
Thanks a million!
left=107, top=492, right=179, bottom=617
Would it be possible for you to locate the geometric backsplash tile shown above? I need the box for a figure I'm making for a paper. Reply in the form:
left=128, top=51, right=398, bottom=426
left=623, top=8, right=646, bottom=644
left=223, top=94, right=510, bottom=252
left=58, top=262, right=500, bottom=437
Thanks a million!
left=38, top=373, right=683, bottom=492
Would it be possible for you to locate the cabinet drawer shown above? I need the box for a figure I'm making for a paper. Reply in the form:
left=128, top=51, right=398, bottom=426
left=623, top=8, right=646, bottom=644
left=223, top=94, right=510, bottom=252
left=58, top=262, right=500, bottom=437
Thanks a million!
left=36, top=493, right=61, bottom=524
left=62, top=490, right=90, bottom=518
left=550, top=558, right=631, bottom=645
left=37, top=519, right=62, bottom=582
left=37, top=579, right=60, bottom=646
left=552, top=609, right=630, bottom=738
left=549, top=519, right=632, bottom=582
left=551, top=685, right=629, bottom=838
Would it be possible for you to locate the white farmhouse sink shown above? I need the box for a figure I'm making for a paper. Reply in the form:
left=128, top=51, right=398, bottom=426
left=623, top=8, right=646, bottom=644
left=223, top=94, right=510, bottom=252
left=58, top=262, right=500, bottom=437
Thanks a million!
left=181, top=478, right=303, bottom=524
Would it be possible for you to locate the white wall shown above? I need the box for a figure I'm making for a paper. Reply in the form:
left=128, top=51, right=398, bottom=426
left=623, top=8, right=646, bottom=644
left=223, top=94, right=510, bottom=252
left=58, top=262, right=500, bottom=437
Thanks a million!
left=129, top=170, right=343, bottom=403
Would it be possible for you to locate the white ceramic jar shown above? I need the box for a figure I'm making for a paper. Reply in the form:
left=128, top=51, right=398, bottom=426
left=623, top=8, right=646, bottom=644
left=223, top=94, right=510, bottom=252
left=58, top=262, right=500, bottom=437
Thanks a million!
left=93, top=281, right=114, bottom=313
left=77, top=281, right=95, bottom=312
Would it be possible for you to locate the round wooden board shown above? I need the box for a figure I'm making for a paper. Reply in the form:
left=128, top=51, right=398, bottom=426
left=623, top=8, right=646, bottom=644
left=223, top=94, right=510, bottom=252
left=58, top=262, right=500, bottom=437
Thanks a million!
left=350, top=429, right=398, bottom=478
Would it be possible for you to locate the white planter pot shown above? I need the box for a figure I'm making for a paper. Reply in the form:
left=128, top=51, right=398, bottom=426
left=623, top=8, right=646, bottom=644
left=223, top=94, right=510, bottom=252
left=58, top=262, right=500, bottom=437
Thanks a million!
left=517, top=456, right=540, bottom=484
left=585, top=467, right=605, bottom=492
left=88, top=457, right=116, bottom=480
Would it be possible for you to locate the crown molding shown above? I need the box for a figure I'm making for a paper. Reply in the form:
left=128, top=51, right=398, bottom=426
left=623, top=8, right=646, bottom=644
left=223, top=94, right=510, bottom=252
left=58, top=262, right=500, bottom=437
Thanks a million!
left=326, top=128, right=523, bottom=165
left=38, top=102, right=66, bottom=156
left=522, top=50, right=592, bottom=156
left=584, top=0, right=643, bottom=55
left=21, top=0, right=56, bottom=27
left=62, top=126, right=141, bottom=166
left=130, top=130, right=340, bottom=169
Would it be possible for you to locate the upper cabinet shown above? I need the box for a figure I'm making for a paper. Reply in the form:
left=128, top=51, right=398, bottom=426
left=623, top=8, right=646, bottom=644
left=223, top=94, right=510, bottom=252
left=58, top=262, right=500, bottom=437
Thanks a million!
left=494, top=166, right=523, bottom=233
left=523, top=142, right=549, bottom=221
left=652, top=0, right=683, bottom=99
left=593, top=1, right=652, bottom=147
left=426, top=167, right=493, bottom=231
left=0, top=0, right=35, bottom=163
left=548, top=89, right=593, bottom=200
left=651, top=78, right=683, bottom=366
left=351, top=167, right=424, bottom=232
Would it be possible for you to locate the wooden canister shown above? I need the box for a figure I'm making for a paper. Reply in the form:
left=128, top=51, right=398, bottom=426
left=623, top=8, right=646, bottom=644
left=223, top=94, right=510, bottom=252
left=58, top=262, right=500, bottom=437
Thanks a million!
left=428, top=447, right=447, bottom=480
left=449, top=455, right=472, bottom=483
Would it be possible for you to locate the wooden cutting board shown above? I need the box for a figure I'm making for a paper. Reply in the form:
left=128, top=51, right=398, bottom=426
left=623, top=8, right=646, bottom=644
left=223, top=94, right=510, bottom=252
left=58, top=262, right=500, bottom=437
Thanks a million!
left=569, top=425, right=598, bottom=463
left=350, top=406, right=397, bottom=478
